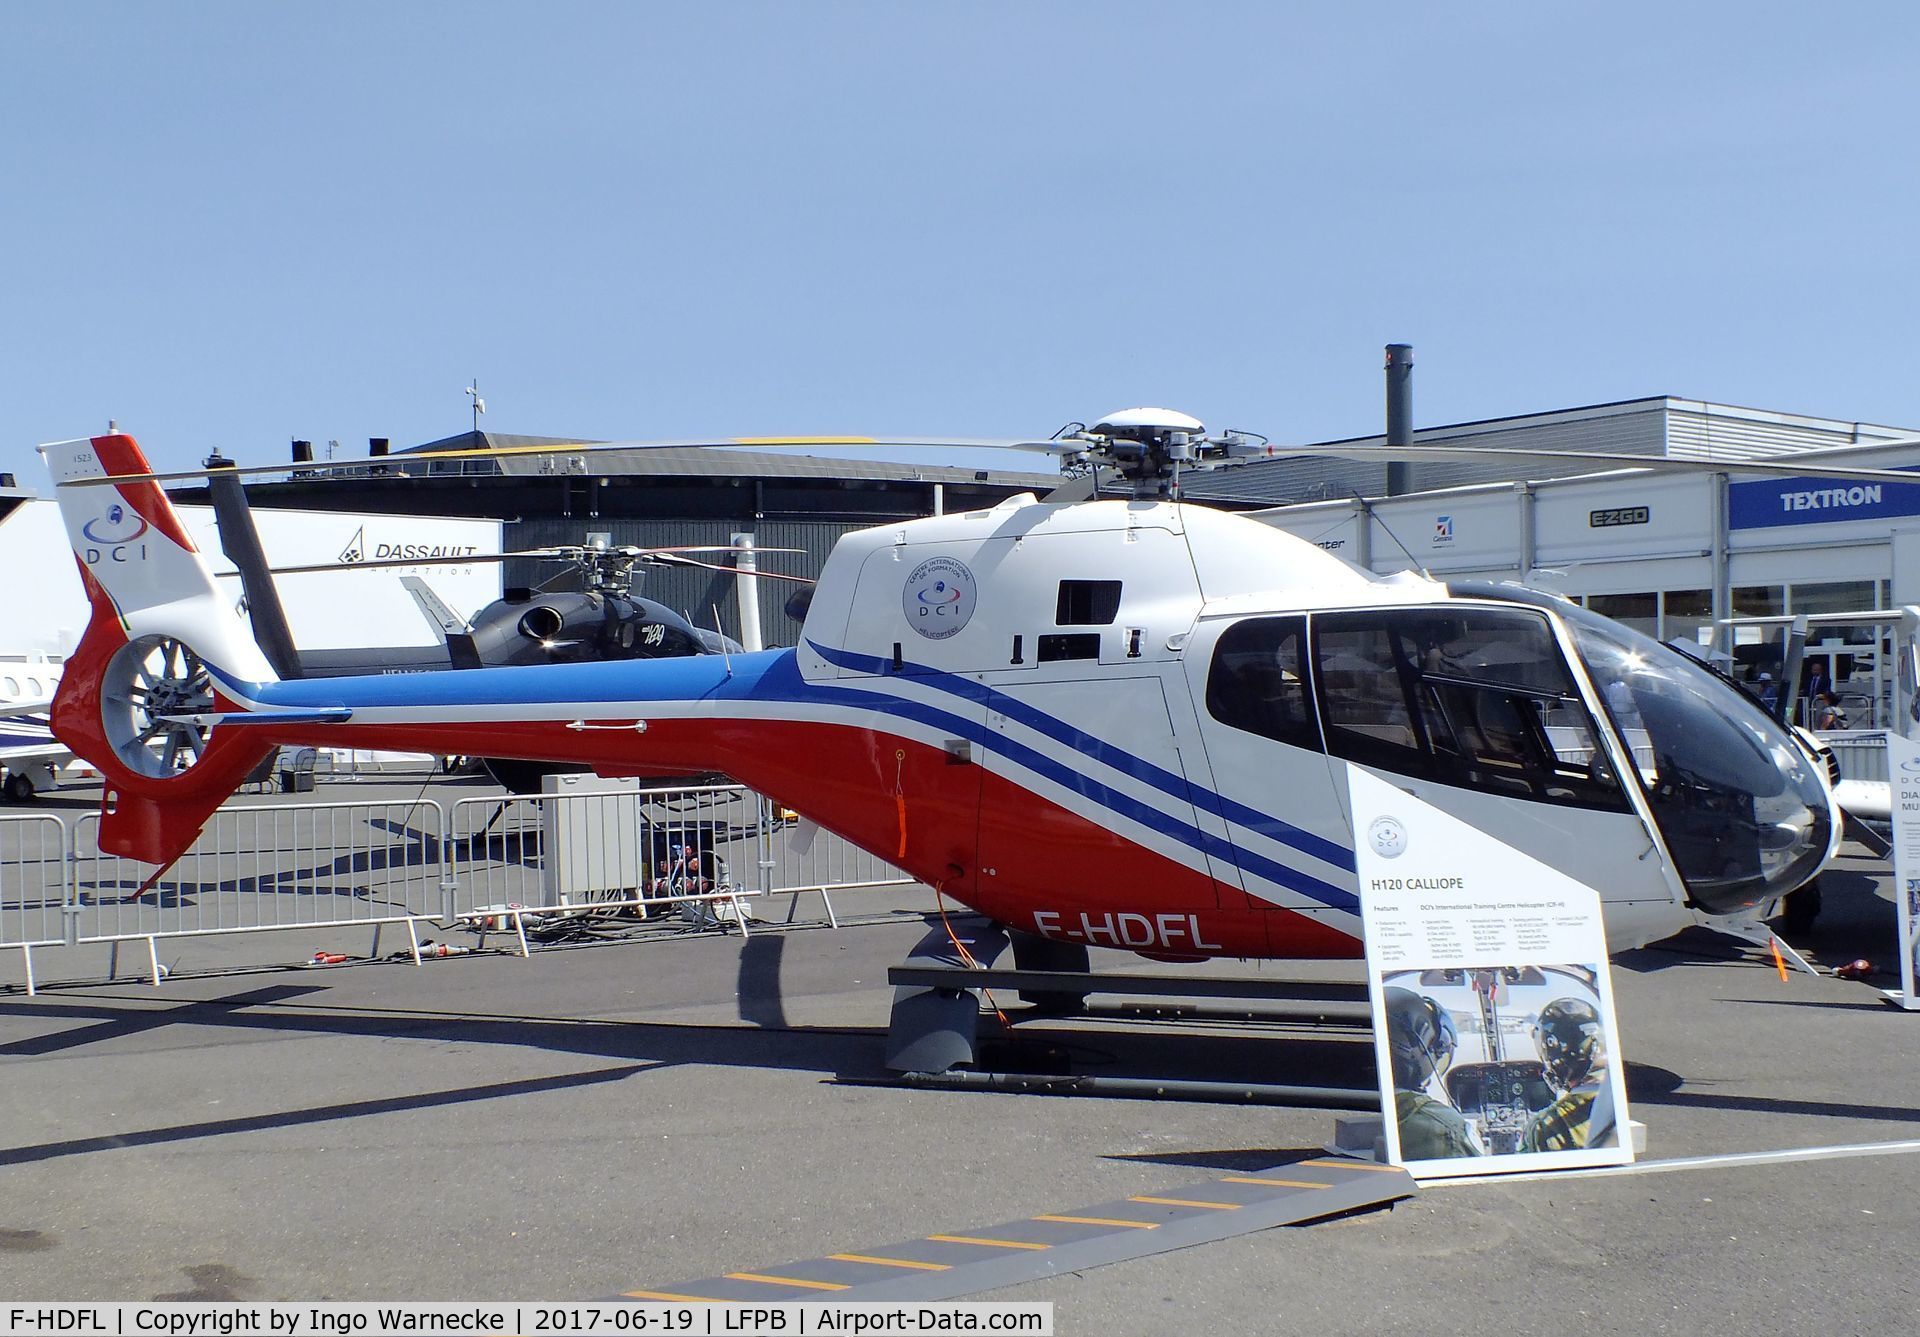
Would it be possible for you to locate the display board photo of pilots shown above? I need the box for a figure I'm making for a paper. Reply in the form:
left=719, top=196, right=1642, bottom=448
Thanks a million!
left=1383, top=963, right=1618, bottom=1162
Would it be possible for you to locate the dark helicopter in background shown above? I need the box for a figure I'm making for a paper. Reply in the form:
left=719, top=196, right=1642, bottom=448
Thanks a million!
left=194, top=461, right=811, bottom=790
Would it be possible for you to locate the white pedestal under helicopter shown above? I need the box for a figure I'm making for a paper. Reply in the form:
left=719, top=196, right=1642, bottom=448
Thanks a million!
left=42, top=410, right=1910, bottom=975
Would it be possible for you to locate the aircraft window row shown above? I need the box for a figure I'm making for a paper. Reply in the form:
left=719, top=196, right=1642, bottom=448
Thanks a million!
left=1204, top=609, right=1631, bottom=812
left=1312, top=608, right=1630, bottom=811
left=1205, top=616, right=1322, bottom=752
left=1577, top=580, right=1892, bottom=650
left=1056, top=580, right=1122, bottom=626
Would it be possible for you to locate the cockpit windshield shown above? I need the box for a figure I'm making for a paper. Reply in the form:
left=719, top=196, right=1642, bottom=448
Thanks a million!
left=1558, top=602, right=1832, bottom=915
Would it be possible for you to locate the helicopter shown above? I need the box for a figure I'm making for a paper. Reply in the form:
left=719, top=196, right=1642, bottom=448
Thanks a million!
left=284, top=538, right=791, bottom=792
left=186, top=462, right=809, bottom=790
left=42, top=412, right=1894, bottom=969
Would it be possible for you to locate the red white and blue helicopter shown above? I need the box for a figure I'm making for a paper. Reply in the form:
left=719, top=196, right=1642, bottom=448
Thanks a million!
left=41, top=412, right=1894, bottom=968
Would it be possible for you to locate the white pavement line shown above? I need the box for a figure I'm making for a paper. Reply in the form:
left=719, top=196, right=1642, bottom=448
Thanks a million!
left=1427, top=1138, right=1920, bottom=1188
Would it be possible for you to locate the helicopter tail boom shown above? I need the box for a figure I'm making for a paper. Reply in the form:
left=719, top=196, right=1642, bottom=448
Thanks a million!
left=42, top=435, right=280, bottom=863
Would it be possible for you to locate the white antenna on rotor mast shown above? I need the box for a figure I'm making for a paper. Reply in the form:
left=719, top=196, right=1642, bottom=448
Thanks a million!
left=465, top=381, right=486, bottom=433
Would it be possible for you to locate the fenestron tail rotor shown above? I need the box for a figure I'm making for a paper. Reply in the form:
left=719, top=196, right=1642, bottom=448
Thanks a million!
left=103, top=636, right=214, bottom=778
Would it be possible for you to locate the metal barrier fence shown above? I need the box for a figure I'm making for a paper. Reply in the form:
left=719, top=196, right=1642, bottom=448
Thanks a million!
left=1823, top=729, right=1889, bottom=785
left=445, top=786, right=764, bottom=940
left=0, top=814, right=70, bottom=991
left=757, top=798, right=917, bottom=927
left=69, top=798, right=448, bottom=945
left=1, top=781, right=917, bottom=993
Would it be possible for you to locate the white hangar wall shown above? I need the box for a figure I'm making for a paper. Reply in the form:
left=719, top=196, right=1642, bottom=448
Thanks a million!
left=1253, top=449, right=1920, bottom=726
left=0, top=498, right=502, bottom=658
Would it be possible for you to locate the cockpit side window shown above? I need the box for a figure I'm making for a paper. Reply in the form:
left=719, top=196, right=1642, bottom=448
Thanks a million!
left=1312, top=607, right=1630, bottom=812
left=1206, top=616, right=1323, bottom=752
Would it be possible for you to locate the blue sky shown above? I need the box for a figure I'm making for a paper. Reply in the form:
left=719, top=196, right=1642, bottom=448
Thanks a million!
left=4, top=4, right=1916, bottom=484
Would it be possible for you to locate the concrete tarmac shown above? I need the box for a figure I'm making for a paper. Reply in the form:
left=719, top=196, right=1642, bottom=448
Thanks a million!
left=2, top=827, right=1916, bottom=1335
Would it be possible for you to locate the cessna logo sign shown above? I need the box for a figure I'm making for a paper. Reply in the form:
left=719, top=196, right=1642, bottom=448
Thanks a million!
left=336, top=526, right=479, bottom=565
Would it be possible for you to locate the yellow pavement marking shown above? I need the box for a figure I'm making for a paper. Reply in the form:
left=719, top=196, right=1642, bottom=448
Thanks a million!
left=927, top=1234, right=1050, bottom=1251
left=1301, top=1158, right=1402, bottom=1173
left=1034, top=1213, right=1160, bottom=1230
left=1219, top=1176, right=1332, bottom=1189
left=827, top=1253, right=951, bottom=1272
left=622, top=1291, right=722, bottom=1303
left=1129, top=1195, right=1243, bottom=1210
left=724, top=1272, right=850, bottom=1291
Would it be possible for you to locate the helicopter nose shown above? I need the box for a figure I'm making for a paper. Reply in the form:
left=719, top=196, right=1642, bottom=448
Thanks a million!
left=1759, top=814, right=1812, bottom=852
left=1675, top=768, right=1834, bottom=918
left=1560, top=603, right=1837, bottom=920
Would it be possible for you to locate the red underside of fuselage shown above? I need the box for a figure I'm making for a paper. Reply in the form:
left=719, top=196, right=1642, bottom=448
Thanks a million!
left=246, top=715, right=1361, bottom=960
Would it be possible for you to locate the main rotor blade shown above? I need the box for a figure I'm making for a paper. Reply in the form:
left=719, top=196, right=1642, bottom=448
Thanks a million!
left=56, top=436, right=1068, bottom=488
left=648, top=553, right=816, bottom=584
left=211, top=544, right=809, bottom=577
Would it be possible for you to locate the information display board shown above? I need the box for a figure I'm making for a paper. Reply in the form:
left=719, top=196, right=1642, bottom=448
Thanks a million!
left=1347, top=764, right=1635, bottom=1178
left=1887, top=731, right=1920, bottom=1010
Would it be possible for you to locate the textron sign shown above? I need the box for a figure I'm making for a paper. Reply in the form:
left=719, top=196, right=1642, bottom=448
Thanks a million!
left=1728, top=470, right=1920, bottom=530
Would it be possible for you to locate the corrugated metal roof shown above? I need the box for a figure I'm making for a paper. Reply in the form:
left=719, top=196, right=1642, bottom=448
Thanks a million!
left=1165, top=397, right=1919, bottom=505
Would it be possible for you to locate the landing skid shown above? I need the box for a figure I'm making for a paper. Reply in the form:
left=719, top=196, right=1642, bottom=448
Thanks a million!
left=881, top=919, right=1381, bottom=1109
left=1712, top=915, right=1821, bottom=976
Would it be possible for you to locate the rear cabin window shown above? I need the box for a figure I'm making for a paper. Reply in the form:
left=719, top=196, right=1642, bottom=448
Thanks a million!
left=1311, top=607, right=1629, bottom=811
left=1206, top=616, right=1322, bottom=752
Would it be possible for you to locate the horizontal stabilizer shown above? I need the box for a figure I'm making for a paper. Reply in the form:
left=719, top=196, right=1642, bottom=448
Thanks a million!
left=168, top=708, right=355, bottom=727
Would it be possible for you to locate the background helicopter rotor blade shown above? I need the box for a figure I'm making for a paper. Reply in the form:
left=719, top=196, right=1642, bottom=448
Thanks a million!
left=211, top=544, right=807, bottom=578
left=647, top=553, right=816, bottom=584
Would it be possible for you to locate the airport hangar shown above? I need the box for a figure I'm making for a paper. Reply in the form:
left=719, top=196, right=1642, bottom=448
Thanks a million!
left=149, top=396, right=1920, bottom=719
left=1168, top=396, right=1920, bottom=731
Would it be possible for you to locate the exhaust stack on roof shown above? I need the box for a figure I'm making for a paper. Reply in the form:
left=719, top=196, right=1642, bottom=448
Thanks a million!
left=1385, top=343, right=1412, bottom=497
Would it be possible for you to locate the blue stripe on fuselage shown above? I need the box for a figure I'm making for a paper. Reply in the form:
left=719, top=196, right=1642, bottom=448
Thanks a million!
left=221, top=646, right=1358, bottom=913
left=804, top=641, right=1356, bottom=874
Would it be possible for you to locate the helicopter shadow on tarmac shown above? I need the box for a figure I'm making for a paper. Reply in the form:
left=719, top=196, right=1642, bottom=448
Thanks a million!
left=0, top=925, right=1394, bottom=1170
left=0, top=976, right=878, bottom=1170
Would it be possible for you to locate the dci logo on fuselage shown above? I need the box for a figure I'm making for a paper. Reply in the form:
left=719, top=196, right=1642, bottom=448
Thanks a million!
left=903, top=556, right=977, bottom=640
left=81, top=502, right=150, bottom=565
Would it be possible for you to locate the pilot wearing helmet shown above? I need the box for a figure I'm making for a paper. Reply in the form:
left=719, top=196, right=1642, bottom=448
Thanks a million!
left=1384, top=987, right=1483, bottom=1160
left=1521, top=997, right=1615, bottom=1152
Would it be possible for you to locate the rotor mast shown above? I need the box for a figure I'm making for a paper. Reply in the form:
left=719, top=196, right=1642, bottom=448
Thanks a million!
left=1055, top=408, right=1280, bottom=499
